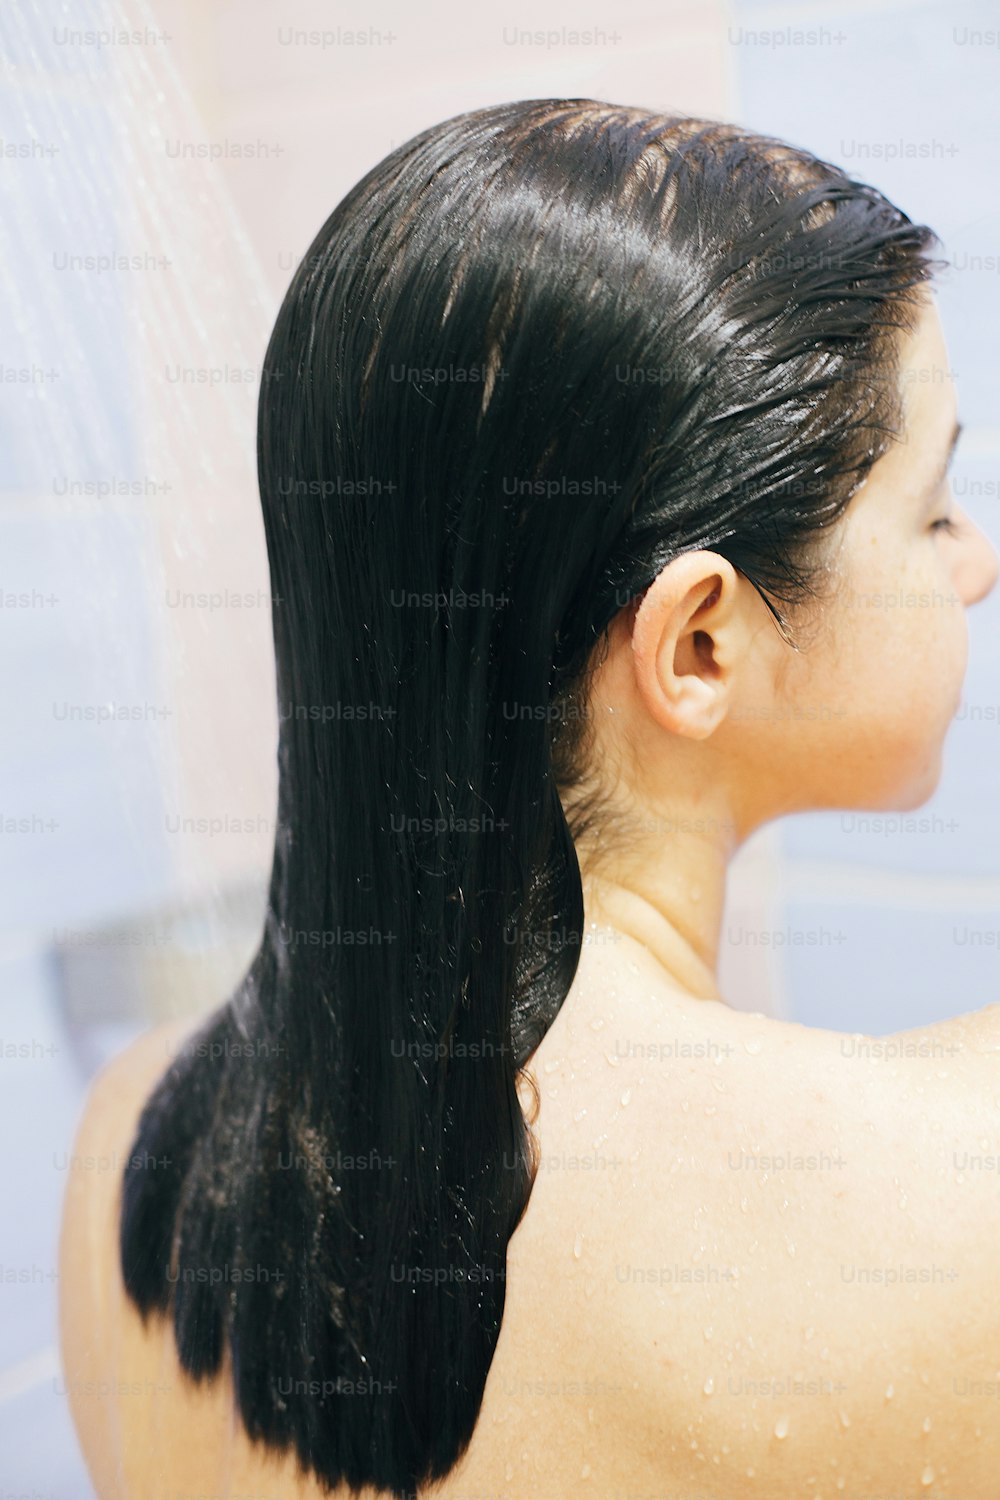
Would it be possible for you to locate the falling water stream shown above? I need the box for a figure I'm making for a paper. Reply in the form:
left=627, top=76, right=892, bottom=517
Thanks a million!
left=1, top=0, right=281, bottom=1027
left=0, top=6, right=294, bottom=1487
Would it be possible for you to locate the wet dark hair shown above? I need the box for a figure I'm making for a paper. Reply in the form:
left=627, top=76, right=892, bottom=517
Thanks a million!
left=119, top=99, right=942, bottom=1498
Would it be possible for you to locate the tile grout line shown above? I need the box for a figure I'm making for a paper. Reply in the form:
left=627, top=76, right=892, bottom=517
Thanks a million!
left=781, top=858, right=1000, bottom=909
left=0, top=1345, right=62, bottom=1405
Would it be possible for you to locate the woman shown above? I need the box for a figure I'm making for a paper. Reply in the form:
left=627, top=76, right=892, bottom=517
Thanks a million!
left=59, top=99, right=1000, bottom=1499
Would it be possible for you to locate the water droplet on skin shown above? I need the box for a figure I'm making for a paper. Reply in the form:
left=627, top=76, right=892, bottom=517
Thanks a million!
left=620, top=1087, right=632, bottom=1106
left=838, top=1410, right=851, bottom=1429
left=604, top=1051, right=622, bottom=1068
left=704, top=1326, right=714, bottom=1340
left=703, top=1376, right=714, bottom=1395
left=590, top=1016, right=605, bottom=1031
left=543, top=1057, right=560, bottom=1074
left=921, top=1415, right=931, bottom=1433
left=580, top=1462, right=591, bottom=1479
left=774, top=1414, right=789, bottom=1439
left=712, top=1076, right=728, bottom=1093
left=573, top=1107, right=588, bottom=1122
left=885, top=1383, right=894, bottom=1400
left=680, top=1099, right=691, bottom=1113
left=504, top=1464, right=514, bottom=1481
left=573, top=1233, right=584, bottom=1259
left=546, top=1086, right=559, bottom=1099
left=743, top=1037, right=763, bottom=1055
left=746, top=1467, right=755, bottom=1478
left=786, top=1240, right=796, bottom=1257
left=920, top=1465, right=935, bottom=1486
left=704, top=1103, right=717, bottom=1115
left=803, top=1326, right=815, bottom=1341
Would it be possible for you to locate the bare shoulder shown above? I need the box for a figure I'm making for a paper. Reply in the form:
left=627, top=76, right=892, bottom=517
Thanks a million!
left=92, top=1010, right=212, bottom=1112
left=58, top=1011, right=214, bottom=1499
left=886, top=996, right=1000, bottom=1053
left=576, top=982, right=1000, bottom=1493
left=59, top=1011, right=211, bottom=1247
left=60, top=1009, right=213, bottom=1259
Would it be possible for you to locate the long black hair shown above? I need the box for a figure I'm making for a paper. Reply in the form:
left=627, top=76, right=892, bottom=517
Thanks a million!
left=119, top=99, right=942, bottom=1498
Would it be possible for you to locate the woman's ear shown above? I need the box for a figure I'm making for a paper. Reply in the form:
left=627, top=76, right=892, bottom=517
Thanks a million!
left=630, top=551, right=746, bottom=741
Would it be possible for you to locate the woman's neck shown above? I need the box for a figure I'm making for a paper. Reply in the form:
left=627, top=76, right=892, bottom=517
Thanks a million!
left=578, top=862, right=727, bottom=1004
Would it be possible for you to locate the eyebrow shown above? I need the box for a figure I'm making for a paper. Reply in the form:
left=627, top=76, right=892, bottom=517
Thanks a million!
left=926, top=417, right=963, bottom=494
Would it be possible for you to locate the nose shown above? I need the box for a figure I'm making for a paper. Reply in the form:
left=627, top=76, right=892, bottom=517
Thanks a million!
left=953, top=505, right=1000, bottom=608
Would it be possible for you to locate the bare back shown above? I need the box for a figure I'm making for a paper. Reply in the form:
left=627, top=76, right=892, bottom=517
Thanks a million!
left=59, top=937, right=1000, bottom=1498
